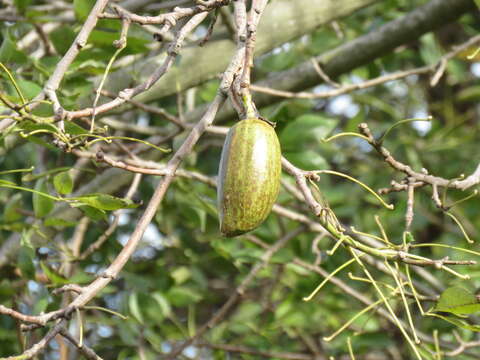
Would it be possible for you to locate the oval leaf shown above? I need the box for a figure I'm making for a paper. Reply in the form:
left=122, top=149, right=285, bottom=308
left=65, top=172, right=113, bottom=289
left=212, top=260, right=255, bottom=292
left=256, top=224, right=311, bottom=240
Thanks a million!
left=33, top=179, right=54, bottom=218
left=128, top=292, right=144, bottom=324
left=280, top=114, right=338, bottom=151
left=53, top=170, right=73, bottom=195
left=72, top=194, right=139, bottom=211
left=434, top=286, right=480, bottom=315
left=3, top=193, right=23, bottom=222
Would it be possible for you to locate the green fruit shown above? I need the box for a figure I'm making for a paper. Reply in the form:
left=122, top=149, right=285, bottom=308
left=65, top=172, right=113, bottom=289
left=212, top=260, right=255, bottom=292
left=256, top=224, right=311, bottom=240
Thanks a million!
left=217, top=118, right=281, bottom=237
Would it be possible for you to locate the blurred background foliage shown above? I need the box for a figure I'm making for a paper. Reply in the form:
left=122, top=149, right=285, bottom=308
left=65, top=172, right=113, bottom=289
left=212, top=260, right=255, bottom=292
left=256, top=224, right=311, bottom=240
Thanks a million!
left=1, top=0, right=480, bottom=359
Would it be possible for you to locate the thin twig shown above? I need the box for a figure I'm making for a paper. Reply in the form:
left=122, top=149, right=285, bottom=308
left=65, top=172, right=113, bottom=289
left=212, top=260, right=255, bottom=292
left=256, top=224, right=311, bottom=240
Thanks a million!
left=2, top=322, right=65, bottom=360
left=100, top=90, right=183, bottom=128
left=58, top=11, right=210, bottom=120
left=251, top=35, right=480, bottom=100
left=43, top=0, right=111, bottom=122
left=59, top=328, right=104, bottom=360
left=405, top=179, right=415, bottom=230
left=359, top=123, right=480, bottom=191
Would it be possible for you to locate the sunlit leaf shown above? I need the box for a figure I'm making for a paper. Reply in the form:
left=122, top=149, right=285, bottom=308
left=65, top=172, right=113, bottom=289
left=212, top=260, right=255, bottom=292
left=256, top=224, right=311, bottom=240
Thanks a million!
left=128, top=292, right=144, bottom=324
left=152, top=292, right=172, bottom=318
left=74, top=0, right=95, bottom=21
left=71, top=193, right=140, bottom=211
left=16, top=79, right=42, bottom=100
left=44, top=217, right=77, bottom=228
left=0, top=31, right=28, bottom=64
left=74, top=205, right=107, bottom=221
left=53, top=170, right=74, bottom=195
left=167, top=286, right=202, bottom=307
left=283, top=150, right=328, bottom=170
left=434, top=286, right=480, bottom=315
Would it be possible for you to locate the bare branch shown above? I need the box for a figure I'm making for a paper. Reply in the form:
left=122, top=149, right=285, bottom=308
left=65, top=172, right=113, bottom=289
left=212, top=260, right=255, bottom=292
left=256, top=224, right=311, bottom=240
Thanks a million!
left=359, top=122, right=480, bottom=191
left=405, top=179, right=415, bottom=230
left=58, top=11, right=210, bottom=120
left=251, top=34, right=480, bottom=99
left=43, top=0, right=111, bottom=112
left=0, top=305, right=50, bottom=326
left=2, top=322, right=65, bottom=360
left=59, top=328, right=104, bottom=360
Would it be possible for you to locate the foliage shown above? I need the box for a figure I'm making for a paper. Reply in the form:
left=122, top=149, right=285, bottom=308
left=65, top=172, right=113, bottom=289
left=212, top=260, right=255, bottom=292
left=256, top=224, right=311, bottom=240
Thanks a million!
left=0, top=0, right=480, bottom=359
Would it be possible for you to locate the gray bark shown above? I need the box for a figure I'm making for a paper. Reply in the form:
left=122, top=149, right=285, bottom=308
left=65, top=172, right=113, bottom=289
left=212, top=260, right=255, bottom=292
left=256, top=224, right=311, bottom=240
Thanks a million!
left=185, top=0, right=477, bottom=123
left=108, top=0, right=379, bottom=102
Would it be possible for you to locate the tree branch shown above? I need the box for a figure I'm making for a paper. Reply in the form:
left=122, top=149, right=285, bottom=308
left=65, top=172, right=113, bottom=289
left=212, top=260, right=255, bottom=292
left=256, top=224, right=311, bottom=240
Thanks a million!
left=358, top=122, right=480, bottom=192
left=186, top=0, right=477, bottom=123
left=120, top=0, right=380, bottom=103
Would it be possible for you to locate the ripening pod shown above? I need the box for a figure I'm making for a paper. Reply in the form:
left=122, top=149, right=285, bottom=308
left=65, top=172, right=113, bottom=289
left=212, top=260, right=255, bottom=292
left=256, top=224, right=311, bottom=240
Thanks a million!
left=217, top=118, right=281, bottom=237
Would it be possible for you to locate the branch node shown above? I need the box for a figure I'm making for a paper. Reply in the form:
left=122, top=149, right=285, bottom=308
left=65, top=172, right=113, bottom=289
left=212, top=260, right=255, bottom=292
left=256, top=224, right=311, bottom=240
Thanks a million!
left=99, top=269, right=117, bottom=280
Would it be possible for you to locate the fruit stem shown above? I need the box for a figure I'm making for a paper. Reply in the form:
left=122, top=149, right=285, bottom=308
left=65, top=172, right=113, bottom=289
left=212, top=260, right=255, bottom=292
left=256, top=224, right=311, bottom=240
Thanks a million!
left=242, top=92, right=257, bottom=119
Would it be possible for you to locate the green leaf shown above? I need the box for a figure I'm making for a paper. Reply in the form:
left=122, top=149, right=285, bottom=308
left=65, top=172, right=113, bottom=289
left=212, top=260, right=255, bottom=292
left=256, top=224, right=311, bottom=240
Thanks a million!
left=71, top=193, right=140, bottom=211
left=419, top=33, right=442, bottom=65
left=72, top=59, right=109, bottom=75
left=17, top=230, right=35, bottom=279
left=231, top=302, right=263, bottom=322
left=280, top=114, right=338, bottom=152
left=0, top=31, right=28, bottom=64
left=40, top=262, right=69, bottom=285
left=283, top=150, right=328, bottom=170
left=151, top=292, right=172, bottom=318
left=74, top=0, right=95, bottom=21
left=16, top=79, right=42, bottom=100
left=171, top=267, right=191, bottom=285
left=286, top=263, right=311, bottom=276
left=20, top=228, right=35, bottom=253
left=260, top=50, right=298, bottom=72
left=21, top=134, right=59, bottom=150
left=75, top=205, right=107, bottom=221
left=434, top=286, right=480, bottom=315
left=53, top=171, right=74, bottom=195
left=128, top=292, right=144, bottom=324
left=17, top=121, right=60, bottom=136
left=198, top=80, right=220, bottom=103
left=0, top=179, right=62, bottom=201
left=14, top=0, right=33, bottom=14
left=32, top=295, right=49, bottom=315
left=3, top=193, right=23, bottom=222
left=22, top=166, right=70, bottom=182
left=404, top=231, right=415, bottom=244
left=50, top=26, right=76, bottom=55
left=44, top=217, right=77, bottom=228
left=64, top=121, right=89, bottom=136
left=33, top=179, right=54, bottom=218
left=69, top=271, right=93, bottom=284
left=429, top=312, right=480, bottom=332
left=457, top=86, right=480, bottom=103
left=167, top=286, right=202, bottom=307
